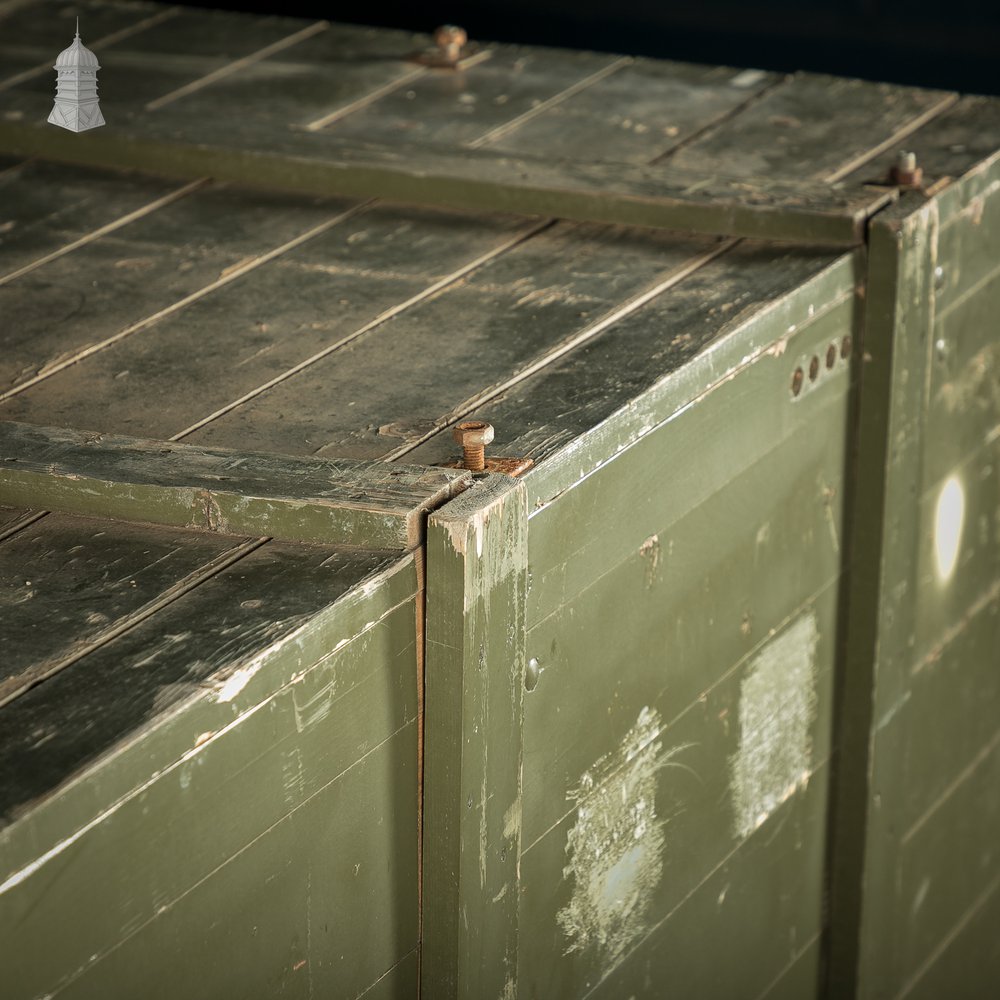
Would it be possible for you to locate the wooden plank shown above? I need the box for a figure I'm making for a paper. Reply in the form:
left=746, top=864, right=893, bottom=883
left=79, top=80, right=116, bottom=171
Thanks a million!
left=902, top=877, right=1000, bottom=1000
left=2, top=205, right=536, bottom=441
left=0, top=160, right=191, bottom=281
left=522, top=412, right=847, bottom=844
left=0, top=542, right=409, bottom=826
left=0, top=0, right=171, bottom=90
left=322, top=45, right=623, bottom=148
left=578, top=770, right=829, bottom=999
left=667, top=72, right=956, bottom=182
left=0, top=547, right=417, bottom=883
left=423, top=475, right=528, bottom=998
left=0, top=421, right=469, bottom=550
left=0, top=510, right=250, bottom=706
left=0, top=181, right=355, bottom=398
left=481, top=60, right=781, bottom=164
left=404, top=243, right=855, bottom=480
left=37, top=726, right=419, bottom=1000
left=521, top=277, right=856, bottom=625
left=0, top=114, right=886, bottom=244
left=181, top=223, right=724, bottom=458
left=2, top=627, right=418, bottom=1000
left=516, top=595, right=834, bottom=997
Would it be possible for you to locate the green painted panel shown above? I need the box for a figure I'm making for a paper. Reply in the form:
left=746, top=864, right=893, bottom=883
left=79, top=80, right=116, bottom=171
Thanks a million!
left=423, top=475, right=528, bottom=998
left=526, top=290, right=855, bottom=626
left=358, top=949, right=419, bottom=1000
left=924, top=266, right=1000, bottom=490
left=49, top=725, right=418, bottom=1000
left=895, top=738, right=1000, bottom=987
left=881, top=592, right=1000, bottom=835
left=0, top=545, right=417, bottom=882
left=518, top=758, right=831, bottom=998
left=522, top=414, right=847, bottom=844
left=912, top=438, right=1000, bottom=664
left=902, top=879, right=1000, bottom=1000
left=0, top=555, right=418, bottom=999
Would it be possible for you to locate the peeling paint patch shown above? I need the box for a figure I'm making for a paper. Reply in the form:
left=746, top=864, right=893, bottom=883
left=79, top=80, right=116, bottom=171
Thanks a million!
left=731, top=612, right=819, bottom=839
left=557, top=707, right=673, bottom=964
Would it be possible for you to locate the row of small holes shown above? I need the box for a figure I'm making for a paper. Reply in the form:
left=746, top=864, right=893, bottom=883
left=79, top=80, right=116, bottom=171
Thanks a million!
left=791, top=336, right=852, bottom=397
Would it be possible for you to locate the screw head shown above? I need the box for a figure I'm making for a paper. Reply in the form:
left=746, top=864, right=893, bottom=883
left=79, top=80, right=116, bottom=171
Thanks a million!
left=434, top=24, right=467, bottom=49
left=452, top=420, right=494, bottom=448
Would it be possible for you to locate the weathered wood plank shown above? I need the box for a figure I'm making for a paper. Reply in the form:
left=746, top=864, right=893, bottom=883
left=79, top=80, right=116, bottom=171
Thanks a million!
left=517, top=590, right=835, bottom=997
left=521, top=276, right=856, bottom=625
left=2, top=205, right=535, bottom=441
left=578, top=769, right=829, bottom=999
left=482, top=60, right=780, bottom=164
left=667, top=72, right=956, bottom=182
left=0, top=542, right=409, bottom=827
left=404, top=243, right=855, bottom=478
left=522, top=411, right=847, bottom=844
left=423, top=475, right=528, bottom=998
left=0, top=510, right=248, bottom=706
left=0, top=114, right=886, bottom=244
left=319, top=45, right=622, bottom=148
left=0, top=546, right=417, bottom=883
left=0, top=0, right=170, bottom=90
left=0, top=421, right=469, bottom=550
left=0, top=160, right=190, bottom=281
left=0, top=181, right=354, bottom=397
left=3, top=667, right=418, bottom=1000
left=182, top=223, right=724, bottom=458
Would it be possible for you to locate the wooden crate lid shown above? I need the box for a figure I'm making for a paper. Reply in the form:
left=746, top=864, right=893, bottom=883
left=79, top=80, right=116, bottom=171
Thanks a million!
left=1, top=0, right=997, bottom=244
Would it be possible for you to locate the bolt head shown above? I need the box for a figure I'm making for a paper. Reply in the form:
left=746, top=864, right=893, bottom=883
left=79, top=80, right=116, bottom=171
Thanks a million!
left=434, top=24, right=467, bottom=49
left=453, top=420, right=494, bottom=448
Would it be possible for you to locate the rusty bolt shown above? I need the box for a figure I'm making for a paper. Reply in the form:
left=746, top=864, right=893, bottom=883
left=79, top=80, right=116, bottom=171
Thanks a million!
left=453, top=420, right=494, bottom=472
left=434, top=24, right=467, bottom=65
left=890, top=150, right=923, bottom=187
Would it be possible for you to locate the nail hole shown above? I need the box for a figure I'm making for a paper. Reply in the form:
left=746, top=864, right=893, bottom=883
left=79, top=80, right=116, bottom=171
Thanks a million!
left=791, top=367, right=804, bottom=397
left=808, top=356, right=820, bottom=381
left=841, top=335, right=852, bottom=359
left=826, top=344, right=837, bottom=369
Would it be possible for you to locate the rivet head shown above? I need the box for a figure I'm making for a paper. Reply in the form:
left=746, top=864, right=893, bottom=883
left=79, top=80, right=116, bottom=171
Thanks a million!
left=525, top=657, right=541, bottom=692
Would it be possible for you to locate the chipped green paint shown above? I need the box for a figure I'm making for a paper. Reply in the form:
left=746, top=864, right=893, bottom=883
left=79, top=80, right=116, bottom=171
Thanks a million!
left=731, top=611, right=820, bottom=839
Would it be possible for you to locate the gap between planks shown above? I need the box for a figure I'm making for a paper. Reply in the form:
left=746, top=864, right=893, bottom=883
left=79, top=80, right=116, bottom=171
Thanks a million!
left=465, top=56, right=632, bottom=149
left=168, top=218, right=554, bottom=442
left=519, top=578, right=838, bottom=858
left=900, top=727, right=1000, bottom=849
left=145, top=20, right=330, bottom=111
left=0, top=509, right=47, bottom=544
left=0, top=536, right=269, bottom=710
left=0, top=6, right=183, bottom=93
left=302, top=49, right=494, bottom=132
left=4, top=712, right=417, bottom=991
left=367, top=238, right=739, bottom=462
left=580, top=756, right=833, bottom=1000
left=895, top=871, right=1000, bottom=1000
left=0, top=177, right=209, bottom=288
left=0, top=200, right=375, bottom=403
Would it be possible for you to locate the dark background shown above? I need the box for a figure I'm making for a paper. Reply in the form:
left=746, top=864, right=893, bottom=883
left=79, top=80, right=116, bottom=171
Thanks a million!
left=179, top=0, right=1000, bottom=95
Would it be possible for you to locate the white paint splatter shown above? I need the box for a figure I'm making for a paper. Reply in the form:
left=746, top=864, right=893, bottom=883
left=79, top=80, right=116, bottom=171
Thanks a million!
left=558, top=707, right=677, bottom=964
left=731, top=612, right=819, bottom=839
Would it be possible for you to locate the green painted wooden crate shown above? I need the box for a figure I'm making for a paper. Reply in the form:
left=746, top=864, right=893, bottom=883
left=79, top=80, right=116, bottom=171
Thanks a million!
left=0, top=2, right=997, bottom=998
